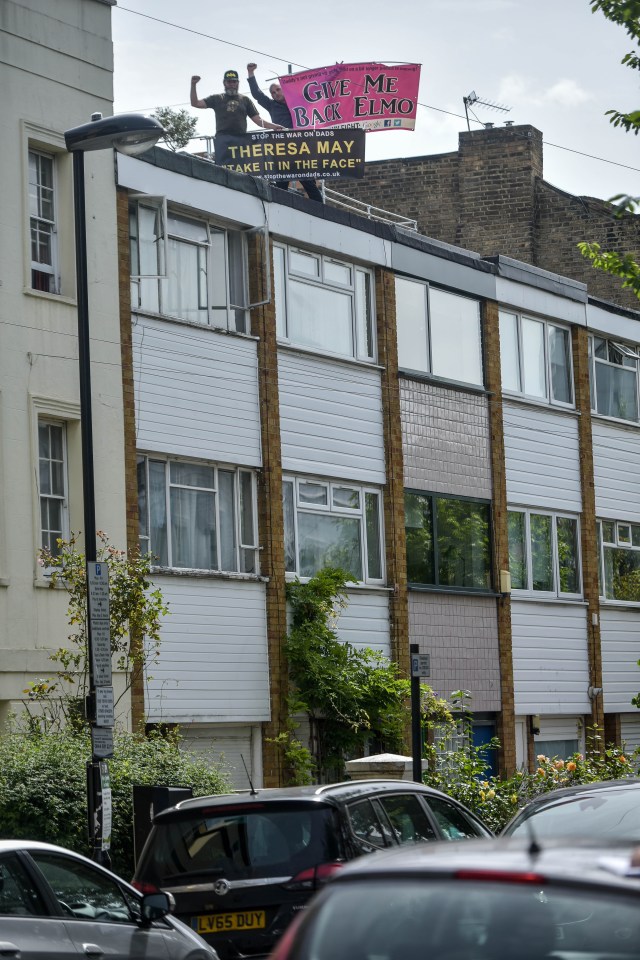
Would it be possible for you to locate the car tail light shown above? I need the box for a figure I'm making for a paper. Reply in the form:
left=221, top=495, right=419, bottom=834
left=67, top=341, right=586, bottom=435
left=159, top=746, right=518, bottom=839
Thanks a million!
left=132, top=880, right=160, bottom=894
left=455, top=869, right=546, bottom=884
left=284, top=861, right=344, bottom=890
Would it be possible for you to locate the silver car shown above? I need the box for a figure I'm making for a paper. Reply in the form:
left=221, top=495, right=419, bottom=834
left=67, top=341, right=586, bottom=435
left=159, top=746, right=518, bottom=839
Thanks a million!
left=0, top=838, right=218, bottom=958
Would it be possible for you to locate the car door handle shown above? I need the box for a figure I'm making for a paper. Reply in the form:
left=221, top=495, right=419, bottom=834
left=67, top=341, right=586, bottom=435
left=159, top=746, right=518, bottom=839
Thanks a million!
left=82, top=945, right=105, bottom=958
left=0, top=943, right=21, bottom=958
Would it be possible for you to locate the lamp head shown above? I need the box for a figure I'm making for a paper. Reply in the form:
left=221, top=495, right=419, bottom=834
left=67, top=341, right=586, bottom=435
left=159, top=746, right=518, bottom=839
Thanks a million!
left=65, top=113, right=165, bottom=156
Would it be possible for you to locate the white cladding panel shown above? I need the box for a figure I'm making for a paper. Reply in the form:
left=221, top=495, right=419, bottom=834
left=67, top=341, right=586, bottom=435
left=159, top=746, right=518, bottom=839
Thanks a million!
left=511, top=601, right=590, bottom=713
left=592, top=420, right=640, bottom=523
left=179, top=723, right=261, bottom=790
left=336, top=591, right=390, bottom=656
left=503, top=403, right=581, bottom=511
left=133, top=316, right=261, bottom=466
left=278, top=352, right=385, bottom=484
left=620, top=716, right=640, bottom=754
left=601, top=606, right=640, bottom=711
left=145, top=577, right=270, bottom=722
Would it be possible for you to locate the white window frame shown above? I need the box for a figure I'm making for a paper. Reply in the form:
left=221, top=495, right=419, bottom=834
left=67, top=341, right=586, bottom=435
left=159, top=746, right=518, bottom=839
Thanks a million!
left=28, top=148, right=59, bottom=294
left=274, top=243, right=376, bottom=363
left=499, top=311, right=575, bottom=407
left=598, top=518, right=640, bottom=603
left=283, top=475, right=384, bottom=585
left=37, top=418, right=69, bottom=557
left=508, top=507, right=582, bottom=600
left=129, top=198, right=250, bottom=333
left=137, top=455, right=258, bottom=574
left=589, top=335, right=640, bottom=425
left=395, top=276, right=484, bottom=387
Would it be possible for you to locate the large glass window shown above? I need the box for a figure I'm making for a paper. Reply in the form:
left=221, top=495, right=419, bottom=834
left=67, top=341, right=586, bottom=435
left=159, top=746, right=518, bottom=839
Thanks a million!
left=590, top=337, right=640, bottom=424
left=396, top=278, right=483, bottom=386
left=599, top=519, right=640, bottom=601
left=499, top=311, right=574, bottom=406
left=508, top=508, right=581, bottom=597
left=129, top=201, right=249, bottom=332
left=137, top=456, right=257, bottom=573
left=38, top=420, right=68, bottom=557
left=274, top=244, right=375, bottom=362
left=29, top=150, right=58, bottom=293
left=405, top=491, right=491, bottom=591
left=283, top=477, right=383, bottom=584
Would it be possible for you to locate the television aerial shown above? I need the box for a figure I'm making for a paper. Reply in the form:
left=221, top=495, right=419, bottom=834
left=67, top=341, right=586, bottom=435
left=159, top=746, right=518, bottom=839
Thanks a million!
left=463, top=91, right=511, bottom=131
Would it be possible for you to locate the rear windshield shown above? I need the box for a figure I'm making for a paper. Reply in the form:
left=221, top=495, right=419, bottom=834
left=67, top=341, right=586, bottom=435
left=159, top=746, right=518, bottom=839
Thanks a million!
left=294, top=879, right=640, bottom=960
left=138, top=801, right=342, bottom=884
left=507, top=789, right=640, bottom=842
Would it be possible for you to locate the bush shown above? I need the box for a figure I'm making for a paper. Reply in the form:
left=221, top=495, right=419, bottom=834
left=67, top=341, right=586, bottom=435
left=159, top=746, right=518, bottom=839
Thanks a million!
left=0, top=726, right=231, bottom=876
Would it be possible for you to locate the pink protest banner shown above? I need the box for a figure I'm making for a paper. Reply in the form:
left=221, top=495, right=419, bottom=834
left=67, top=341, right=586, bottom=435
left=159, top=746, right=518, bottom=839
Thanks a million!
left=279, top=62, right=421, bottom=132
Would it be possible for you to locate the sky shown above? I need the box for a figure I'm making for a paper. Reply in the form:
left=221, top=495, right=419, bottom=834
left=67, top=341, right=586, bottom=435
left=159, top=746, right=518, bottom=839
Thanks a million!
left=111, top=0, right=639, bottom=204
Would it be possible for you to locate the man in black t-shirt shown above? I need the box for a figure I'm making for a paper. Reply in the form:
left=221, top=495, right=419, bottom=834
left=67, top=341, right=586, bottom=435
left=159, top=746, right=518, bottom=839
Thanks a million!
left=190, top=69, right=282, bottom=164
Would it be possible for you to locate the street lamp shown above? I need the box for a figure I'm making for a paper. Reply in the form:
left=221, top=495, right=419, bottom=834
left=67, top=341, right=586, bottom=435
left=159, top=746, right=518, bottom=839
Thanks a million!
left=64, top=112, right=164, bottom=864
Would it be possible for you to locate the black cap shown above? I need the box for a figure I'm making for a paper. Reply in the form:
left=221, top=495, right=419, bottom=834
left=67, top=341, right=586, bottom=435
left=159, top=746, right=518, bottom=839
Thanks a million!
left=224, top=70, right=239, bottom=81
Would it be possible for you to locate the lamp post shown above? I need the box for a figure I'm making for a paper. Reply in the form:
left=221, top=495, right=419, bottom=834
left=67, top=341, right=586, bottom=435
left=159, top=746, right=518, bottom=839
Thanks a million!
left=64, top=112, right=163, bottom=864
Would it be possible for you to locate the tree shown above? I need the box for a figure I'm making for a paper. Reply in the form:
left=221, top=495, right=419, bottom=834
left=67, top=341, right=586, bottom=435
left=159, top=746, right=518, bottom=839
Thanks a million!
left=579, top=0, right=640, bottom=299
left=30, top=532, right=168, bottom=731
left=151, top=107, right=198, bottom=152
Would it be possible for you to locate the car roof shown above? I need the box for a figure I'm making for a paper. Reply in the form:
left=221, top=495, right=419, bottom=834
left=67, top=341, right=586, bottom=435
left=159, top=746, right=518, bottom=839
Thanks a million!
left=0, top=839, right=139, bottom=890
left=323, top=837, right=640, bottom=893
left=504, top=777, right=640, bottom=823
left=154, top=779, right=464, bottom=818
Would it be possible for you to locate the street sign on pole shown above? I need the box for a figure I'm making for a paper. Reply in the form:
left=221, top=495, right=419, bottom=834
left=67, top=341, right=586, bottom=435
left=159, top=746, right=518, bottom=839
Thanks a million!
left=95, top=686, right=114, bottom=728
left=411, top=653, right=431, bottom=678
left=87, top=562, right=112, bottom=686
left=91, top=726, right=114, bottom=760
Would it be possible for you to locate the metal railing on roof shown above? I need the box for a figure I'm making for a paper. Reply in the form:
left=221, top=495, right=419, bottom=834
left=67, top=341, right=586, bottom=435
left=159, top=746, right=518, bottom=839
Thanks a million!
left=187, top=137, right=418, bottom=232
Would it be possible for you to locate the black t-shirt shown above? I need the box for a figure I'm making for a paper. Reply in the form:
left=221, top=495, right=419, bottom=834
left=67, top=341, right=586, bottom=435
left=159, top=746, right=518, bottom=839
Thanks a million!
left=203, top=93, right=259, bottom=135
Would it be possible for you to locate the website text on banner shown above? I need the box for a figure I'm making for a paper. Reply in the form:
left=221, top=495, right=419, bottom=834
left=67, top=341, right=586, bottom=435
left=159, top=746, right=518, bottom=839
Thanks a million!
left=278, top=63, right=421, bottom=132
left=216, top=128, right=366, bottom=179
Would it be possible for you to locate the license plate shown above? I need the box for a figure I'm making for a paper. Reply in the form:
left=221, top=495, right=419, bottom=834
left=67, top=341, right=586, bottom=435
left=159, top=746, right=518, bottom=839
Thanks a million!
left=195, top=910, right=267, bottom=934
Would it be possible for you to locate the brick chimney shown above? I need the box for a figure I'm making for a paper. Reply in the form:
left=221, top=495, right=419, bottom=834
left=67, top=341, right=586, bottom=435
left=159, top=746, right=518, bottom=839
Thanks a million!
left=455, top=124, right=543, bottom=264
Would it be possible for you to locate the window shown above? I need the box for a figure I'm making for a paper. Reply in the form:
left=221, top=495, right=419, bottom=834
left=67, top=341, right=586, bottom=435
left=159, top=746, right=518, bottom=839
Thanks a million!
left=405, top=491, right=491, bottom=591
left=590, top=336, right=640, bottom=423
left=0, top=853, right=47, bottom=916
left=599, top=519, right=640, bottom=601
left=137, top=456, right=258, bottom=573
left=29, top=851, right=138, bottom=923
left=508, top=509, right=581, bottom=597
left=38, top=420, right=68, bottom=557
left=499, top=311, right=574, bottom=405
left=274, top=244, right=375, bottom=362
left=129, top=200, right=249, bottom=332
left=396, top=278, right=483, bottom=386
left=283, top=477, right=383, bottom=584
left=29, top=149, right=58, bottom=293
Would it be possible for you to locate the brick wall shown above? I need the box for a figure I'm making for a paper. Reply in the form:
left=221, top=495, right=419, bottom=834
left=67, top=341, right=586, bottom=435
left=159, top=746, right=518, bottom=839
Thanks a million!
left=333, top=124, right=640, bottom=310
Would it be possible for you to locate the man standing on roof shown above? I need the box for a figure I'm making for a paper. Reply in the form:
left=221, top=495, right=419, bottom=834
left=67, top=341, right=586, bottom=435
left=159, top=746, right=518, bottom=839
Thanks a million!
left=247, top=63, right=324, bottom=203
left=190, top=70, right=282, bottom=165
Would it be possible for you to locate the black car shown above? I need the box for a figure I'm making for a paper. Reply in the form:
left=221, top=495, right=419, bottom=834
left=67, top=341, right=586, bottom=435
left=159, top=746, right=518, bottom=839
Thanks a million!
left=502, top=778, right=640, bottom=842
left=268, top=838, right=640, bottom=960
left=133, top=779, right=491, bottom=959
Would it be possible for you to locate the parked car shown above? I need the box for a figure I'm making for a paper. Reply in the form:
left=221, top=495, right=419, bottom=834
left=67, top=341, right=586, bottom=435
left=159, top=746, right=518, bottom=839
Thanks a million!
left=0, top=838, right=217, bottom=959
left=502, top=778, right=640, bottom=842
left=268, top=838, right=640, bottom=960
left=133, top=779, right=491, bottom=960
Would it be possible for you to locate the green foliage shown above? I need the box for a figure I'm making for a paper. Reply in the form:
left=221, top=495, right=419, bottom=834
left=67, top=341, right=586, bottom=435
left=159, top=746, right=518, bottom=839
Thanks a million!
left=282, top=568, right=411, bottom=780
left=580, top=1, right=640, bottom=295
left=423, top=711, right=637, bottom=833
left=577, top=242, right=640, bottom=300
left=151, top=107, right=198, bottom=151
left=0, top=724, right=231, bottom=876
left=34, top=533, right=169, bottom=729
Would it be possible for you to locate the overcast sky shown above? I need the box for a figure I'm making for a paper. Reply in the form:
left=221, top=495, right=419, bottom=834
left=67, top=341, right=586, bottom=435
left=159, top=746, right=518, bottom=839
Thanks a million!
left=111, top=0, right=639, bottom=203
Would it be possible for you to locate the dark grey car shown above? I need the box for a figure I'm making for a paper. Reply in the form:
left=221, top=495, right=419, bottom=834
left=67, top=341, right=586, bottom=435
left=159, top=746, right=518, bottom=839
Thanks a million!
left=133, top=778, right=491, bottom=960
left=0, top=838, right=217, bottom=959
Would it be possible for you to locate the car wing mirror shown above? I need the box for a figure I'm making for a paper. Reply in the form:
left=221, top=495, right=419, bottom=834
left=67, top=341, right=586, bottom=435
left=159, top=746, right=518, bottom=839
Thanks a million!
left=141, top=891, right=172, bottom=924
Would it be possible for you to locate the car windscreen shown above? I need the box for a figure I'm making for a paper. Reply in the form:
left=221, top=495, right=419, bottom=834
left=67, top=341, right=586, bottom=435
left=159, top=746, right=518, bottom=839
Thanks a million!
left=507, top=789, right=640, bottom=842
left=138, top=801, right=342, bottom=884
left=293, top=878, right=640, bottom=960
